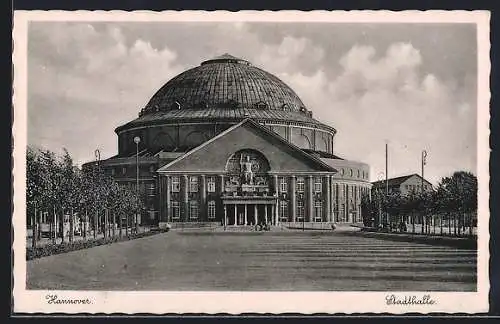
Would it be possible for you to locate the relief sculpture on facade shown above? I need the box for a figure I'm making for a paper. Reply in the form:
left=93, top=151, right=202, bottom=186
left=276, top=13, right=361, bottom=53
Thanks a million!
left=225, top=149, right=270, bottom=196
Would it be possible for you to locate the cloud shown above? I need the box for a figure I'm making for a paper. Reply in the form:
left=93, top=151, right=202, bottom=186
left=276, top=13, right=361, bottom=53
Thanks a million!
left=26, top=22, right=477, bottom=185
left=256, top=36, right=325, bottom=74
left=28, top=23, right=185, bottom=165
left=272, top=42, right=476, bottom=184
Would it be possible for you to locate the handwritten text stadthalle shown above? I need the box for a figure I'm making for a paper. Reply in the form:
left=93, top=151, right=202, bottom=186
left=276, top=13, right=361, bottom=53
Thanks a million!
left=385, top=294, right=436, bottom=306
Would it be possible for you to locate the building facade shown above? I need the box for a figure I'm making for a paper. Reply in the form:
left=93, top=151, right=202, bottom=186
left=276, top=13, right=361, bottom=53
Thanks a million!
left=84, top=54, right=371, bottom=226
left=371, top=174, right=433, bottom=196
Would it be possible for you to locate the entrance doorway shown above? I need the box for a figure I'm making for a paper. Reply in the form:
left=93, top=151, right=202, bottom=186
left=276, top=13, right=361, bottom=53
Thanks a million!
left=224, top=203, right=276, bottom=226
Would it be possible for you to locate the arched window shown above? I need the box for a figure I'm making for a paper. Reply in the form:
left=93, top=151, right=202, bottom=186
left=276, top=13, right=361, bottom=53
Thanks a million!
left=183, top=131, right=208, bottom=148
left=225, top=149, right=271, bottom=174
left=294, top=134, right=312, bottom=149
left=255, top=101, right=268, bottom=110
left=152, top=132, right=175, bottom=150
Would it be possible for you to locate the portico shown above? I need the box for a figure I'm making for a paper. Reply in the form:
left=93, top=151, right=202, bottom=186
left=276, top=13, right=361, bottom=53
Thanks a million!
left=222, top=196, right=278, bottom=226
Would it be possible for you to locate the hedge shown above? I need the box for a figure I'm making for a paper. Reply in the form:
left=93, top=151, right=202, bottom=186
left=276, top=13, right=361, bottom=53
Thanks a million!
left=26, top=228, right=169, bottom=260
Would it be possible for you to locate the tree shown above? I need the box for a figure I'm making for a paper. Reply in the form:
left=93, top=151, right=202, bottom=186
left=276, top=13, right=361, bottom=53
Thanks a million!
left=360, top=192, right=378, bottom=227
left=27, top=147, right=43, bottom=246
left=26, top=147, right=149, bottom=245
left=60, top=148, right=79, bottom=242
left=436, top=171, right=477, bottom=236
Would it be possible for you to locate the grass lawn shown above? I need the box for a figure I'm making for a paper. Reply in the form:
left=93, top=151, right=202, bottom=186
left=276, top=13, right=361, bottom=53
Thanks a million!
left=26, top=230, right=477, bottom=291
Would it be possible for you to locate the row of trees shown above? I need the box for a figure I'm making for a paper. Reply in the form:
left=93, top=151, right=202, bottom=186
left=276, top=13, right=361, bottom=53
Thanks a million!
left=27, top=147, right=144, bottom=248
left=361, top=171, right=478, bottom=236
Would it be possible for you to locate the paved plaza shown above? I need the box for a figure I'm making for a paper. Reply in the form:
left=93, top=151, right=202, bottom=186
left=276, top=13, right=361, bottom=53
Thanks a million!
left=26, top=230, right=477, bottom=291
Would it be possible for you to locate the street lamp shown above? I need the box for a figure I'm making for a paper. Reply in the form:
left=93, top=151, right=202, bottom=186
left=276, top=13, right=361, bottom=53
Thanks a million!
left=421, top=150, right=428, bottom=193
left=133, top=136, right=141, bottom=233
left=377, top=172, right=384, bottom=228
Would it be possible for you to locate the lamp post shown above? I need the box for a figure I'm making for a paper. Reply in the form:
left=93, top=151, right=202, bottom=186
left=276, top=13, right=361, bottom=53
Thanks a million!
left=421, top=150, right=428, bottom=233
left=377, top=172, right=384, bottom=229
left=421, top=150, right=427, bottom=193
left=134, top=136, right=141, bottom=233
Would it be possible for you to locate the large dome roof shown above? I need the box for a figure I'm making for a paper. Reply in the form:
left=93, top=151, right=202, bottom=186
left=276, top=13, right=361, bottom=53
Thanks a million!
left=141, top=54, right=308, bottom=115
left=116, top=54, right=335, bottom=134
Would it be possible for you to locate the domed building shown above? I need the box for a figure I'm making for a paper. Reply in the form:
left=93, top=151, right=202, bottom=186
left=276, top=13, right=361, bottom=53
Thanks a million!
left=88, top=54, right=371, bottom=227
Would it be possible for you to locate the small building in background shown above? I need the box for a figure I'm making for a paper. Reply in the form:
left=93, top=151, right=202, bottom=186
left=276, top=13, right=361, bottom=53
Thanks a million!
left=371, top=174, right=433, bottom=196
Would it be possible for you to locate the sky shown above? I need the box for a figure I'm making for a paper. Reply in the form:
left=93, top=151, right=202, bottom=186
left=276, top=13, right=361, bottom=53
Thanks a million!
left=27, top=21, right=478, bottom=185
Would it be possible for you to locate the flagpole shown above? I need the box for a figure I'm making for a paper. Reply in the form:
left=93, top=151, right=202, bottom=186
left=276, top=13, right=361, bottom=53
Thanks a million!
left=385, top=143, right=388, bottom=196
left=385, top=142, right=388, bottom=227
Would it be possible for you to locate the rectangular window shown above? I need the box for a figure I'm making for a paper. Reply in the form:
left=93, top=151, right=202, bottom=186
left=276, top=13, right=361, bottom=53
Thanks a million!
left=172, top=201, right=180, bottom=220
left=280, top=177, right=288, bottom=193
left=189, top=176, right=199, bottom=193
left=279, top=201, right=288, bottom=222
left=171, top=176, right=180, bottom=193
left=314, top=201, right=323, bottom=222
left=314, top=177, right=322, bottom=193
left=296, top=177, right=305, bottom=193
left=207, top=200, right=216, bottom=220
left=207, top=177, right=216, bottom=193
left=189, top=200, right=199, bottom=220
left=296, top=200, right=305, bottom=221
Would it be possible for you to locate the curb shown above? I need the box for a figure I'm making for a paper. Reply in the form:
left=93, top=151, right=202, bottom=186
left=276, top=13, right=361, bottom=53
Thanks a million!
left=339, top=231, right=477, bottom=249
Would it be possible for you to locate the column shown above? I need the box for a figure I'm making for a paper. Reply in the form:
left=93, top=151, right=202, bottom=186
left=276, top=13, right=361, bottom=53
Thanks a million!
left=220, top=174, right=225, bottom=194
left=264, top=205, right=268, bottom=224
left=331, top=176, right=336, bottom=222
left=273, top=175, right=278, bottom=196
left=308, top=175, right=314, bottom=222
left=272, top=204, right=277, bottom=225
left=224, top=205, right=227, bottom=227
left=158, top=176, right=164, bottom=224
left=324, top=175, right=331, bottom=222
left=254, top=204, right=258, bottom=225
left=290, top=176, right=296, bottom=222
left=200, top=175, right=206, bottom=221
left=182, top=175, right=188, bottom=222
left=233, top=205, right=237, bottom=226
left=244, top=204, right=248, bottom=225
left=166, top=176, right=171, bottom=223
